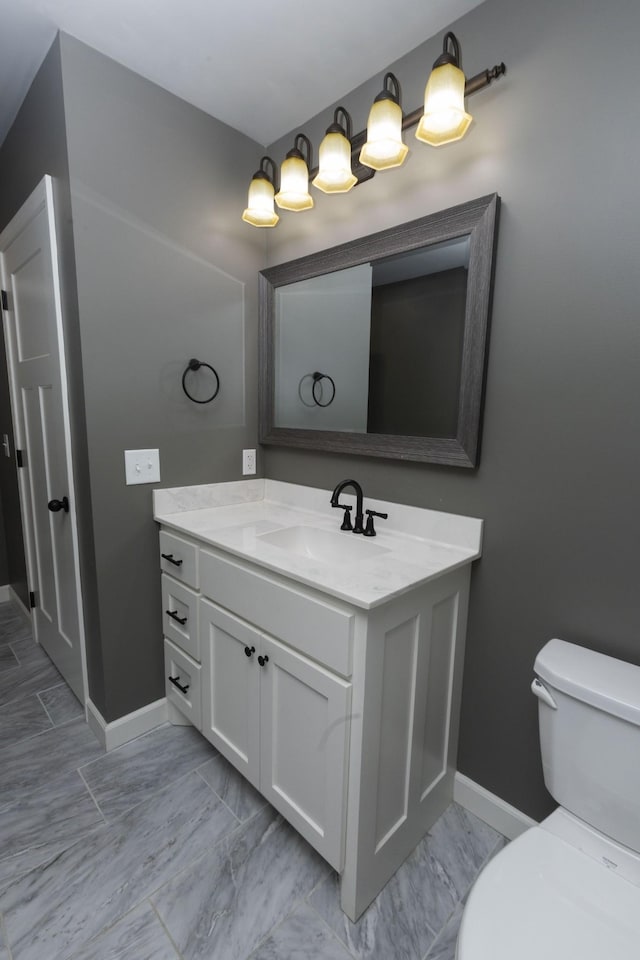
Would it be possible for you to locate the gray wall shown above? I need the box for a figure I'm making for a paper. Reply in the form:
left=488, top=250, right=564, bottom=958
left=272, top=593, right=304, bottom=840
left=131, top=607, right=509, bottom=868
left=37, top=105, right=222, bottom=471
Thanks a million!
left=0, top=36, right=76, bottom=610
left=59, top=36, right=265, bottom=720
left=264, top=0, right=640, bottom=820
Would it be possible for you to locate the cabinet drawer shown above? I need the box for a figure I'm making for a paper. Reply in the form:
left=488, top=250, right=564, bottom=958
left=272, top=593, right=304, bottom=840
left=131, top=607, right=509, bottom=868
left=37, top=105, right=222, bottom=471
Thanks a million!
left=200, top=549, right=354, bottom=677
left=162, top=574, right=200, bottom=661
left=164, top=638, right=202, bottom=730
left=159, top=530, right=199, bottom=589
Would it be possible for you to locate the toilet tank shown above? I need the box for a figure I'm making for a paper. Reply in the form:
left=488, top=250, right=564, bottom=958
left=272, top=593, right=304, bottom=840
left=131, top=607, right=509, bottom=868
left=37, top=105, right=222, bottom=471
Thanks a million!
left=534, top=638, right=640, bottom=853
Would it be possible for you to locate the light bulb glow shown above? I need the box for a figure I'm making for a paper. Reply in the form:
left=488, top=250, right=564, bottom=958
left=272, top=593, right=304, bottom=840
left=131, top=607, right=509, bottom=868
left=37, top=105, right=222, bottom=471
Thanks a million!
left=242, top=176, right=279, bottom=227
left=416, top=62, right=472, bottom=146
left=275, top=155, right=314, bottom=211
left=313, top=131, right=357, bottom=193
left=359, top=97, right=408, bottom=171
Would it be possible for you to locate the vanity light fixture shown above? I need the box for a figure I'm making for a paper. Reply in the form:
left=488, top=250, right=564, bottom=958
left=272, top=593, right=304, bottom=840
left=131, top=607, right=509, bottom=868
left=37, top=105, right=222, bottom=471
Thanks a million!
left=415, top=31, right=472, bottom=146
left=242, top=156, right=279, bottom=227
left=313, top=107, right=358, bottom=194
left=242, top=31, right=506, bottom=227
left=359, top=73, right=409, bottom=171
left=275, top=134, right=314, bottom=211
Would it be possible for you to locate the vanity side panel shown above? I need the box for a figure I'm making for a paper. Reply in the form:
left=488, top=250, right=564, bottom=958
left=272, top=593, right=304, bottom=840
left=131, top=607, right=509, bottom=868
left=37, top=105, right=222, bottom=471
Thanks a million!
left=340, top=567, right=470, bottom=921
left=374, top=615, right=420, bottom=846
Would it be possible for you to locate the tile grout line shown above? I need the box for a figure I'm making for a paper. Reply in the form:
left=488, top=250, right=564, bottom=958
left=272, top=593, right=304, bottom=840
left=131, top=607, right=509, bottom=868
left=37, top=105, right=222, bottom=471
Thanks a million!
left=0, top=911, right=15, bottom=960
left=36, top=690, right=57, bottom=727
left=194, top=766, right=242, bottom=826
left=76, top=767, right=108, bottom=825
left=421, top=831, right=507, bottom=960
left=149, top=900, right=187, bottom=960
left=75, top=755, right=233, bottom=824
left=302, top=895, right=362, bottom=960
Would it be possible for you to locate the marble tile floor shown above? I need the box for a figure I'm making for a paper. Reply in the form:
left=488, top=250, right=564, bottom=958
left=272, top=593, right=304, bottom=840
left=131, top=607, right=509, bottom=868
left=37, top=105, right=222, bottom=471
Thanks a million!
left=0, top=599, right=505, bottom=959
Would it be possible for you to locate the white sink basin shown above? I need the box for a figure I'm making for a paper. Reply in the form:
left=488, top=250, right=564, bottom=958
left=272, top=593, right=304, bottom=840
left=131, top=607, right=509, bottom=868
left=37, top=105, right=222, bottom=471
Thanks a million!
left=258, top=525, right=389, bottom=565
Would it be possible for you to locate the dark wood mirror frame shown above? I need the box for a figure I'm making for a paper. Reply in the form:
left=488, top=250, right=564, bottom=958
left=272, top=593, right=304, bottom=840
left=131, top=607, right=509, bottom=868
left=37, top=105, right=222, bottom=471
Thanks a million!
left=259, top=193, right=500, bottom=468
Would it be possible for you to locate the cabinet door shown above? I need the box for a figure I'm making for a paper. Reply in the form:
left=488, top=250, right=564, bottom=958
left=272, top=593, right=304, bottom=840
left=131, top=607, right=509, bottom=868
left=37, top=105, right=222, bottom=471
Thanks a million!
left=259, top=634, right=351, bottom=871
left=200, top=598, right=260, bottom=788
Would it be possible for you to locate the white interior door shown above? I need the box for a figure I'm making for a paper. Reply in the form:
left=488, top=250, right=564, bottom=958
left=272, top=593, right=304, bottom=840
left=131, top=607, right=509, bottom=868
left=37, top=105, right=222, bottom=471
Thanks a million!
left=0, top=176, right=86, bottom=702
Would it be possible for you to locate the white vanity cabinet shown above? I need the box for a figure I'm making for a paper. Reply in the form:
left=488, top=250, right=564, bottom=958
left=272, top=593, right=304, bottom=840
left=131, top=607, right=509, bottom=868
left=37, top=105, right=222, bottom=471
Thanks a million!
left=199, top=596, right=351, bottom=870
left=155, top=479, right=482, bottom=922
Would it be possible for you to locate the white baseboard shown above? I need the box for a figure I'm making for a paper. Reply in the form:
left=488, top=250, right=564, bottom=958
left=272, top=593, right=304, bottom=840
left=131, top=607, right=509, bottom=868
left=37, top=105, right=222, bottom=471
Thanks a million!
left=454, top=772, right=537, bottom=840
left=86, top=697, right=168, bottom=752
left=0, top=585, right=30, bottom=620
left=7, top=586, right=31, bottom=620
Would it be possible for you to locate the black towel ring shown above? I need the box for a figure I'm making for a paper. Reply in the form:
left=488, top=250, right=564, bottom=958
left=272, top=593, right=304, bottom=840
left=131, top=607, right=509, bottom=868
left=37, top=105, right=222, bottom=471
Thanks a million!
left=182, top=358, right=220, bottom=404
left=311, top=371, right=336, bottom=407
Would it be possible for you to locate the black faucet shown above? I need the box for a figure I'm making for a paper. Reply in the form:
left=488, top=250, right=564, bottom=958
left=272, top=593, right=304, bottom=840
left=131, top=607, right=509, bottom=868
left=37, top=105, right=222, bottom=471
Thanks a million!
left=330, top=479, right=365, bottom=534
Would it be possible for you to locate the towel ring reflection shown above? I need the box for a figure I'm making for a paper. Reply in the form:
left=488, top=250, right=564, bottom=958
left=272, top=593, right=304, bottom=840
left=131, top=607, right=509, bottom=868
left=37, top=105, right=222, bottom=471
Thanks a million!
left=298, top=371, right=336, bottom=408
left=311, top=372, right=336, bottom=407
left=182, top=358, right=220, bottom=404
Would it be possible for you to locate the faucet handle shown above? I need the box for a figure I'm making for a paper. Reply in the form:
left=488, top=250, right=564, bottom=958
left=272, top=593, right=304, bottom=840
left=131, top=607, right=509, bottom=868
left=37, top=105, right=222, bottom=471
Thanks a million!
left=332, top=502, right=352, bottom=530
left=363, top=509, right=388, bottom=537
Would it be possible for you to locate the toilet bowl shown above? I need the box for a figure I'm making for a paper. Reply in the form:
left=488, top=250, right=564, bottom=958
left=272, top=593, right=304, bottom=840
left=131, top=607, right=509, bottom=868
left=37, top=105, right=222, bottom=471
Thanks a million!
left=457, top=639, right=640, bottom=960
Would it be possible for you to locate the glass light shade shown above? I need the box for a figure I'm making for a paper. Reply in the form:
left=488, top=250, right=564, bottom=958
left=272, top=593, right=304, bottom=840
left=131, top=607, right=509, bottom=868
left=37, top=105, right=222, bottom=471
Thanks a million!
left=313, top=131, right=357, bottom=193
left=242, top=176, right=279, bottom=227
left=359, top=97, right=408, bottom=170
left=416, top=62, right=472, bottom=146
left=275, top=155, right=314, bottom=211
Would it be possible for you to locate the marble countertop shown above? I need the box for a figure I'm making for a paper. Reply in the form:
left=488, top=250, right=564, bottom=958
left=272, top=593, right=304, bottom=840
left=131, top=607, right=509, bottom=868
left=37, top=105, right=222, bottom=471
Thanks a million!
left=153, top=480, right=483, bottom=610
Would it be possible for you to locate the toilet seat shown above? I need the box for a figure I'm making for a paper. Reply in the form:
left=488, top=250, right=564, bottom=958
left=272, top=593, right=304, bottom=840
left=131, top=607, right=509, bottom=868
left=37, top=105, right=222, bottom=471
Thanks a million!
left=456, top=825, right=640, bottom=960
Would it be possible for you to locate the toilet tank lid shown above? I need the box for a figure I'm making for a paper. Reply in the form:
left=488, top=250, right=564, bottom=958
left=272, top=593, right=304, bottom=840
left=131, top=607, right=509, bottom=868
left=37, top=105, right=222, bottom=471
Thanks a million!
left=534, top=638, right=640, bottom=727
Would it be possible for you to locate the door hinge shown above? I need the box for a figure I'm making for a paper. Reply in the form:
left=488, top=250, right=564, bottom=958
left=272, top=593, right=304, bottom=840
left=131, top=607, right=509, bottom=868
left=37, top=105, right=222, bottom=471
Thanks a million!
left=1, top=290, right=7, bottom=312
left=29, top=591, right=36, bottom=609
left=16, top=449, right=24, bottom=468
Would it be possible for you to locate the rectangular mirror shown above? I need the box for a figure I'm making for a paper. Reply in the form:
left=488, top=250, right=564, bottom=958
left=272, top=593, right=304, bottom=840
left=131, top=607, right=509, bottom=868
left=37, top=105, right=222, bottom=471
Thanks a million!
left=259, top=193, right=499, bottom=467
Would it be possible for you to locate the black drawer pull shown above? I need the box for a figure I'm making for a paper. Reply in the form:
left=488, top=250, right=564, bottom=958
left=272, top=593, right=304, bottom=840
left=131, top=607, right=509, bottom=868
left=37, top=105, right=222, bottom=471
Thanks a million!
left=161, top=553, right=183, bottom=567
left=166, top=609, right=187, bottom=625
left=244, top=645, right=256, bottom=658
left=169, top=675, right=189, bottom=694
left=258, top=654, right=269, bottom=667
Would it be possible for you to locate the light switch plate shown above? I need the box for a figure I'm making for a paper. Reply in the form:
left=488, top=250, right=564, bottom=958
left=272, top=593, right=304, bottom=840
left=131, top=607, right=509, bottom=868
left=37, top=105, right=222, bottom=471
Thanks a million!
left=125, top=449, right=161, bottom=485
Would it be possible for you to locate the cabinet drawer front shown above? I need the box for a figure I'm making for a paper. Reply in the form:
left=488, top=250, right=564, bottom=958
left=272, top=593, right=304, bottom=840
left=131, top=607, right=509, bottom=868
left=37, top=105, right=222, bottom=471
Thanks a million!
left=200, top=550, right=354, bottom=677
left=164, top=638, right=202, bottom=730
left=159, top=530, right=199, bottom=589
left=162, top=574, right=200, bottom=661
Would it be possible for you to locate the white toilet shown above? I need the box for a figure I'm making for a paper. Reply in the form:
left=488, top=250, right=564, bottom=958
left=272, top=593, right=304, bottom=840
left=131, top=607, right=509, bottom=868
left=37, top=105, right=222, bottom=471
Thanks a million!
left=457, top=638, right=640, bottom=959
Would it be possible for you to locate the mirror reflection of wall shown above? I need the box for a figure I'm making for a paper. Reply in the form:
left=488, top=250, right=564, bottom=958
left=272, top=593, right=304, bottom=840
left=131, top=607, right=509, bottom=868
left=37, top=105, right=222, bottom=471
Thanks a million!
left=275, top=264, right=372, bottom=431
left=368, top=237, right=469, bottom=438
left=273, top=236, right=470, bottom=438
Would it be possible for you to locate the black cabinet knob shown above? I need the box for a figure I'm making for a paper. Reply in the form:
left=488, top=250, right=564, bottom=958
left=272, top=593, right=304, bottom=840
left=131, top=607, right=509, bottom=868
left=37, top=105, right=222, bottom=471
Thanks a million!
left=48, top=497, right=69, bottom=513
left=257, top=654, right=269, bottom=667
left=244, top=645, right=256, bottom=658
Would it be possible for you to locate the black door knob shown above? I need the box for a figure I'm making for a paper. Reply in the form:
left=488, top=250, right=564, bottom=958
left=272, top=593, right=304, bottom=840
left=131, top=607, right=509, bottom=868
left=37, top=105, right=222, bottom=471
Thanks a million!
left=48, top=497, right=69, bottom=513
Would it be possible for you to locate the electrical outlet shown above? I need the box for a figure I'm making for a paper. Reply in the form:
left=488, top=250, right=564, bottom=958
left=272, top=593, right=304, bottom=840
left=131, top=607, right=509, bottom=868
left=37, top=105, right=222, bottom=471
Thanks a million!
left=124, top=449, right=161, bottom=485
left=242, top=448, right=256, bottom=475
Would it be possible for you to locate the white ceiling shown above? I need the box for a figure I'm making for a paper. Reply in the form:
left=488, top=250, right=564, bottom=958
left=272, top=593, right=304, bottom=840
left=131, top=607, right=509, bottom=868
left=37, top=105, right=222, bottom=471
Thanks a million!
left=0, top=0, right=485, bottom=148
